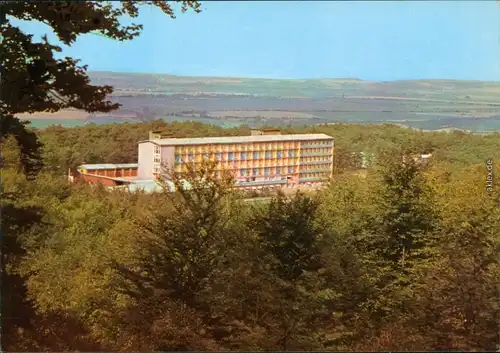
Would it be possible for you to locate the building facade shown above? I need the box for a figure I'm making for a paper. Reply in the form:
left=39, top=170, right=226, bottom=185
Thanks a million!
left=71, top=163, right=139, bottom=186
left=138, top=130, right=334, bottom=188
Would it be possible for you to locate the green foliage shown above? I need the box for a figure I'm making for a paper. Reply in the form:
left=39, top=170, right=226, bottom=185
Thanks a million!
left=0, top=114, right=43, bottom=178
left=2, top=8, right=498, bottom=348
left=244, top=192, right=330, bottom=350
left=353, top=149, right=439, bottom=334
left=371, top=148, right=437, bottom=269
left=34, top=121, right=500, bottom=175
left=251, top=192, right=323, bottom=282
left=122, top=160, right=236, bottom=303
left=37, top=121, right=251, bottom=173
left=1, top=3, right=201, bottom=348
left=0, top=1, right=201, bottom=178
left=3, top=119, right=500, bottom=351
left=102, top=161, right=239, bottom=350
left=1, top=1, right=200, bottom=115
left=418, top=165, right=500, bottom=350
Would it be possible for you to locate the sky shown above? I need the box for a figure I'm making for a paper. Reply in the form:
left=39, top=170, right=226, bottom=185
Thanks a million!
left=12, top=1, right=500, bottom=81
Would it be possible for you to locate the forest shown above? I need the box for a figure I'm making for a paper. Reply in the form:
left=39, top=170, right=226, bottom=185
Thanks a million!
left=2, top=120, right=500, bottom=351
left=1, top=2, right=499, bottom=351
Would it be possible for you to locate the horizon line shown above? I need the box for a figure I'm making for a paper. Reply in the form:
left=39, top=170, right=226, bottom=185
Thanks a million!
left=87, top=70, right=500, bottom=84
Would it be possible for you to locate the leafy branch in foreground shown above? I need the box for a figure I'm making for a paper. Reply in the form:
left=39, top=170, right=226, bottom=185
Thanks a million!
left=0, top=0, right=200, bottom=175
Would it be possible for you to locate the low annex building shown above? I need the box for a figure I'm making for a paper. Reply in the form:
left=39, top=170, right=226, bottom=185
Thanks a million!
left=70, top=163, right=138, bottom=186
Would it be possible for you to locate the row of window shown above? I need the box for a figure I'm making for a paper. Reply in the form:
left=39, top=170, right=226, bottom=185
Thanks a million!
left=240, top=166, right=297, bottom=176
left=300, top=172, right=330, bottom=179
left=306, top=140, right=332, bottom=145
left=175, top=140, right=332, bottom=153
left=176, top=147, right=302, bottom=153
left=173, top=158, right=331, bottom=168
left=301, top=152, right=332, bottom=157
left=174, top=148, right=332, bottom=157
left=153, top=145, right=161, bottom=174
left=299, top=167, right=331, bottom=173
left=238, top=168, right=330, bottom=178
left=156, top=141, right=332, bottom=154
left=301, top=148, right=332, bottom=153
left=300, top=156, right=333, bottom=162
left=174, top=166, right=299, bottom=176
left=176, top=143, right=302, bottom=153
left=175, top=150, right=302, bottom=163
left=174, top=164, right=299, bottom=173
left=301, top=143, right=334, bottom=149
left=174, top=162, right=301, bottom=172
left=210, top=173, right=327, bottom=181
left=240, top=176, right=287, bottom=183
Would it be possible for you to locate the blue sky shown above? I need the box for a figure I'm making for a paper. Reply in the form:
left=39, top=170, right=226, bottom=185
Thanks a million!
left=12, top=1, right=500, bottom=81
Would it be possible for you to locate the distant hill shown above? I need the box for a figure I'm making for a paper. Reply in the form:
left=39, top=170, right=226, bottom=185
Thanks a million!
left=18, top=71, right=500, bottom=132
left=87, top=71, right=500, bottom=100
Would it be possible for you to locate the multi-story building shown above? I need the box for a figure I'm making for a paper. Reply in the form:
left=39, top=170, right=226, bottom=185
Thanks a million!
left=138, top=130, right=334, bottom=188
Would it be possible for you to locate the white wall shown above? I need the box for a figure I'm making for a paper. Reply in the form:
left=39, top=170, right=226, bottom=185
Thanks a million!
left=138, top=142, right=154, bottom=179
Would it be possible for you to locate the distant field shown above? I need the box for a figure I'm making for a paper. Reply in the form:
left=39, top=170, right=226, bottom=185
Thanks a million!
left=89, top=72, right=500, bottom=100
left=17, top=110, right=89, bottom=120
left=208, top=111, right=319, bottom=119
left=19, top=72, right=500, bottom=132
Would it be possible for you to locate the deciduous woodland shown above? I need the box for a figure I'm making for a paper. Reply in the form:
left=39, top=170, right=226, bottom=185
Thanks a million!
left=1, top=1, right=499, bottom=351
left=2, top=121, right=500, bottom=351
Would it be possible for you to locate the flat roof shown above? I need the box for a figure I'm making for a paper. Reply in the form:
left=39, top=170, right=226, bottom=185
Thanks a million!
left=79, top=163, right=138, bottom=170
left=140, top=133, right=333, bottom=146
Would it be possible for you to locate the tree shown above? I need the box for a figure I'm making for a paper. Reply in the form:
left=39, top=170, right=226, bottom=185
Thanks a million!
left=373, top=148, right=437, bottom=272
left=349, top=146, right=439, bottom=343
left=409, top=164, right=500, bottom=350
left=0, top=1, right=201, bottom=175
left=355, top=163, right=500, bottom=351
left=112, top=160, right=238, bottom=350
left=0, top=138, right=90, bottom=351
left=0, top=114, right=43, bottom=178
left=315, top=172, right=381, bottom=348
left=1, top=2, right=201, bottom=350
left=252, top=192, right=323, bottom=283
left=248, top=192, right=327, bottom=350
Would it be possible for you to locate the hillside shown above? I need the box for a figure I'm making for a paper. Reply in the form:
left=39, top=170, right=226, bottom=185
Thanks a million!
left=19, top=71, right=500, bottom=132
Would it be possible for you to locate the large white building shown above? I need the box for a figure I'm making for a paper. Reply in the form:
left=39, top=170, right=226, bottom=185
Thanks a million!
left=138, top=129, right=334, bottom=188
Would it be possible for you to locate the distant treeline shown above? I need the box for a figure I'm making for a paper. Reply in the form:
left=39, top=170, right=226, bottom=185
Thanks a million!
left=33, top=120, right=500, bottom=174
